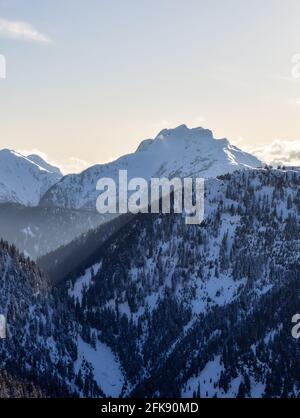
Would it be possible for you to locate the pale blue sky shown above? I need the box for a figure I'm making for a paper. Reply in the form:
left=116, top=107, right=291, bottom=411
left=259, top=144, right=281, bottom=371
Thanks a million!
left=0, top=0, right=300, bottom=172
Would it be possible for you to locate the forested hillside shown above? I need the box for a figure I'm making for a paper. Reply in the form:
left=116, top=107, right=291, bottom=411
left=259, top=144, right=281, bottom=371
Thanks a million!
left=1, top=168, right=300, bottom=397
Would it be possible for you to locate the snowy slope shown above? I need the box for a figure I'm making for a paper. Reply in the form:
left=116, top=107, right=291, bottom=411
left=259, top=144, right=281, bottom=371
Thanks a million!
left=0, top=240, right=123, bottom=398
left=1, top=168, right=300, bottom=398
left=27, top=154, right=62, bottom=176
left=75, top=336, right=124, bottom=397
left=40, top=125, right=262, bottom=210
left=64, top=167, right=300, bottom=398
left=0, top=149, right=62, bottom=206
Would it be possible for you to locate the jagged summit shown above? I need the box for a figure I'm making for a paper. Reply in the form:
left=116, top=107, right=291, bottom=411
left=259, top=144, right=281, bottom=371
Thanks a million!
left=137, top=125, right=215, bottom=152
left=155, top=124, right=213, bottom=139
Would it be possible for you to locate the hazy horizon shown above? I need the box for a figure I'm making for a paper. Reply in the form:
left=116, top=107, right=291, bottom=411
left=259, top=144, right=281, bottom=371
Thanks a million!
left=0, top=123, right=265, bottom=175
left=1, top=0, right=300, bottom=172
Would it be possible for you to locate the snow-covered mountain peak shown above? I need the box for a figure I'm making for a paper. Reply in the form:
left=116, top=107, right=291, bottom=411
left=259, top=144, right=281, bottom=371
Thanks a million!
left=27, top=154, right=62, bottom=176
left=40, top=126, right=263, bottom=210
left=1, top=148, right=28, bottom=161
left=155, top=124, right=213, bottom=140
left=137, top=125, right=230, bottom=155
left=137, top=125, right=225, bottom=154
left=0, top=149, right=62, bottom=206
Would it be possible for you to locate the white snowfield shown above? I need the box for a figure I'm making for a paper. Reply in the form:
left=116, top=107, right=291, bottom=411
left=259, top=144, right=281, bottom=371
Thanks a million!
left=75, top=336, right=124, bottom=397
left=40, top=125, right=262, bottom=210
left=0, top=149, right=62, bottom=206
left=68, top=265, right=125, bottom=397
left=181, top=355, right=266, bottom=398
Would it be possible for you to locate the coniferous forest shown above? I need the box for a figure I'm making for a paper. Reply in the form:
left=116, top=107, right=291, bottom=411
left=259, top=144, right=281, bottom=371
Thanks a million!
left=1, top=168, right=300, bottom=397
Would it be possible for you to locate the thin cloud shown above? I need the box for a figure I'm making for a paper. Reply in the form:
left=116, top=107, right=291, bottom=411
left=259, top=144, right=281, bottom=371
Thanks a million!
left=0, top=17, right=51, bottom=43
left=249, top=139, right=300, bottom=167
left=18, top=149, right=90, bottom=175
left=66, top=157, right=90, bottom=174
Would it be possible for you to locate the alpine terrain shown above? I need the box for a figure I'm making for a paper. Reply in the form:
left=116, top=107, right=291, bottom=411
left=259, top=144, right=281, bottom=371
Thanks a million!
left=40, top=125, right=262, bottom=210
left=0, top=126, right=262, bottom=258
left=0, top=167, right=299, bottom=398
left=0, top=150, right=62, bottom=206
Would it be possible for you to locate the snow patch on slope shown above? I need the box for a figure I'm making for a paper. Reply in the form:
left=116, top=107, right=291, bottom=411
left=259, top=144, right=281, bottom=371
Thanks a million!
left=182, top=356, right=224, bottom=397
left=68, top=263, right=102, bottom=304
left=75, top=336, right=124, bottom=397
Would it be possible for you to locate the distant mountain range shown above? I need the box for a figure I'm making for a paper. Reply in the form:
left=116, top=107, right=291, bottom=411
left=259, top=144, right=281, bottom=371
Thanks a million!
left=0, top=126, right=263, bottom=258
left=0, top=149, right=62, bottom=206
left=0, top=203, right=106, bottom=259
left=40, top=125, right=262, bottom=210
left=0, top=125, right=262, bottom=210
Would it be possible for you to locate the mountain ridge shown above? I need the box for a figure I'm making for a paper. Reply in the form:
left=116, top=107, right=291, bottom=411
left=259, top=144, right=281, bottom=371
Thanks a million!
left=40, top=125, right=262, bottom=210
left=0, top=149, right=62, bottom=206
left=0, top=167, right=300, bottom=397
